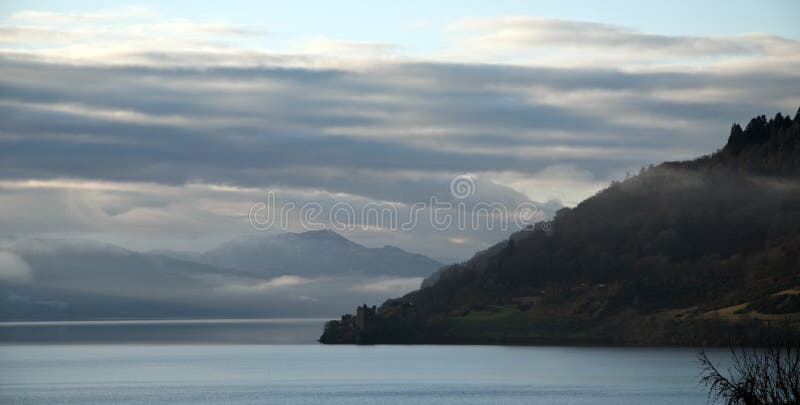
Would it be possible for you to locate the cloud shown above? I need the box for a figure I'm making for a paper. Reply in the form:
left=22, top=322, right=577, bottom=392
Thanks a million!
left=0, top=251, right=33, bottom=282
left=448, top=16, right=800, bottom=64
left=1, top=58, right=796, bottom=188
left=0, top=27, right=80, bottom=44
left=0, top=55, right=797, bottom=257
left=5, top=8, right=798, bottom=70
left=350, top=277, right=424, bottom=293
left=8, top=8, right=161, bottom=24
left=488, top=165, right=611, bottom=206
left=0, top=8, right=798, bottom=258
left=1, top=7, right=266, bottom=63
left=255, top=275, right=315, bottom=289
left=217, top=275, right=322, bottom=295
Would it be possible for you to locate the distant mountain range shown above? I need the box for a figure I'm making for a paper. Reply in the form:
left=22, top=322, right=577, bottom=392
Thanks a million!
left=321, top=108, right=800, bottom=346
left=158, top=229, right=440, bottom=278
left=0, top=231, right=441, bottom=320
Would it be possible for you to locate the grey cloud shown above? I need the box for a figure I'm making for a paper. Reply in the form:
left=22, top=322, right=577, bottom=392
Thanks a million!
left=1, top=52, right=799, bottom=257
left=3, top=56, right=798, bottom=193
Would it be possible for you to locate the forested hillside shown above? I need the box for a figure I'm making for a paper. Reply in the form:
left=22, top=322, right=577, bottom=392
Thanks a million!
left=321, top=109, right=800, bottom=345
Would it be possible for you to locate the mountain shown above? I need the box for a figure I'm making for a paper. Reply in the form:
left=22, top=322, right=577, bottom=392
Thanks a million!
left=0, top=231, right=442, bottom=321
left=0, top=238, right=232, bottom=320
left=187, top=229, right=441, bottom=278
left=321, top=108, right=800, bottom=346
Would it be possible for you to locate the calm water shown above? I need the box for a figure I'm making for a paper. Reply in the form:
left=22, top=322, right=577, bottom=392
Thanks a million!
left=0, top=320, right=718, bottom=404
left=0, top=319, right=327, bottom=344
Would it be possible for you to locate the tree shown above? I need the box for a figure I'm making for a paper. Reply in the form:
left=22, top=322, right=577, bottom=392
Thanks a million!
left=698, top=330, right=800, bottom=404
left=725, top=123, right=746, bottom=154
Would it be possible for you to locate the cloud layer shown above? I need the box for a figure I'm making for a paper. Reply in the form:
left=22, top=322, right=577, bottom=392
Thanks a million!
left=1, top=7, right=799, bottom=258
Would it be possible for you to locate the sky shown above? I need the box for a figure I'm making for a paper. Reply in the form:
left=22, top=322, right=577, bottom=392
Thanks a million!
left=1, top=1, right=799, bottom=259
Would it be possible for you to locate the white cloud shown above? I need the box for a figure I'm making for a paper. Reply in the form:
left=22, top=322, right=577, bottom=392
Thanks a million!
left=449, top=16, right=791, bottom=58
left=350, top=277, right=424, bottom=293
left=255, top=275, right=314, bottom=289
left=489, top=165, right=611, bottom=207
left=6, top=8, right=798, bottom=70
left=215, top=275, right=320, bottom=295
left=0, top=7, right=267, bottom=64
left=8, top=7, right=161, bottom=24
left=0, top=251, right=33, bottom=282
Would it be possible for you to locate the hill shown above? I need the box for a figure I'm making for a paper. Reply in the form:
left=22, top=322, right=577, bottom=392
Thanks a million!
left=0, top=231, right=440, bottom=320
left=321, top=108, right=800, bottom=346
